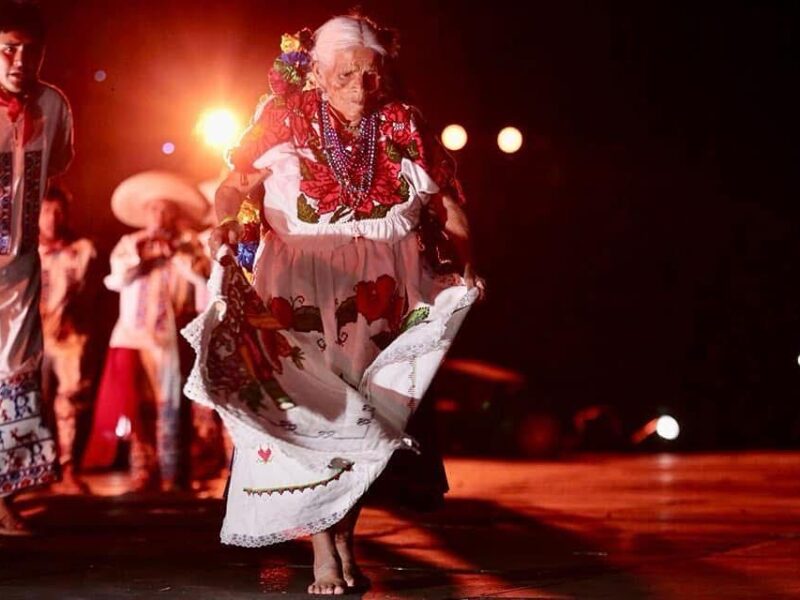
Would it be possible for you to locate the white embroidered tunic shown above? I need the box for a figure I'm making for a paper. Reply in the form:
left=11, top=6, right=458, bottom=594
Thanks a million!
left=105, top=230, right=207, bottom=410
left=39, top=237, right=97, bottom=353
left=0, top=83, right=74, bottom=493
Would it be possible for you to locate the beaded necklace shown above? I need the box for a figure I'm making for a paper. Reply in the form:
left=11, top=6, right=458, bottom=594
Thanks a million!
left=319, top=99, right=378, bottom=207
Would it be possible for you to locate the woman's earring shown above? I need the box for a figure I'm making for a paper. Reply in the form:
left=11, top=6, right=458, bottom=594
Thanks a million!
left=306, top=70, right=318, bottom=91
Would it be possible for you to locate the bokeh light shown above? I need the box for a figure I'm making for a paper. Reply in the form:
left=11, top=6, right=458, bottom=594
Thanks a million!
left=441, top=124, right=468, bottom=151
left=196, top=108, right=242, bottom=151
left=497, top=126, right=523, bottom=154
left=656, top=415, right=680, bottom=441
left=115, top=416, right=131, bottom=439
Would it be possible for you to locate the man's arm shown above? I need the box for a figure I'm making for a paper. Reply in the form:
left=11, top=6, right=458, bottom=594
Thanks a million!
left=48, top=93, right=75, bottom=178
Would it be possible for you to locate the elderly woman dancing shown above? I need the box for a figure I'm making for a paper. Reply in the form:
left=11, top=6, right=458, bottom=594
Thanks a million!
left=184, top=14, right=484, bottom=594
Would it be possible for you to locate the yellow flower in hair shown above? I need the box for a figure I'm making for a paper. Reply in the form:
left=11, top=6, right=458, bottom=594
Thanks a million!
left=281, top=34, right=301, bottom=53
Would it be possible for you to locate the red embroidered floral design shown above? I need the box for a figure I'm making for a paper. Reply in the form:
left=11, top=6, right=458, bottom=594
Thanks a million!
left=257, top=447, right=272, bottom=463
left=285, top=91, right=318, bottom=146
left=380, top=102, right=414, bottom=146
left=299, top=156, right=340, bottom=214
left=371, top=151, right=409, bottom=208
left=335, top=274, right=429, bottom=350
left=227, top=83, right=465, bottom=218
left=355, top=275, right=397, bottom=323
left=269, top=297, right=295, bottom=329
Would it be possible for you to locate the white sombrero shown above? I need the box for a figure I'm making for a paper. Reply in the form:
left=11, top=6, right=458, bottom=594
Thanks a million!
left=111, top=170, right=209, bottom=228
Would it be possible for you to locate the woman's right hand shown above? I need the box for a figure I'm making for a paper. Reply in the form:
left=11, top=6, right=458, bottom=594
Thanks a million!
left=463, top=263, right=487, bottom=302
left=208, top=220, right=242, bottom=257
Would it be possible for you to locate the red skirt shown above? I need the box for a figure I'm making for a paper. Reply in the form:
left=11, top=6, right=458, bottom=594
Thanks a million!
left=81, top=348, right=145, bottom=469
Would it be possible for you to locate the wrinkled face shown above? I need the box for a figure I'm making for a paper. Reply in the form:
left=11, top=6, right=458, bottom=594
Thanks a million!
left=0, top=30, right=44, bottom=95
left=39, top=198, right=66, bottom=242
left=144, top=199, right=178, bottom=233
left=315, top=46, right=381, bottom=122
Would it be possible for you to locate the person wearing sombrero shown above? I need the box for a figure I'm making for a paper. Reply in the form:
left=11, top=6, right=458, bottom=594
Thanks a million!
left=83, top=171, right=209, bottom=493
left=1, top=2, right=74, bottom=535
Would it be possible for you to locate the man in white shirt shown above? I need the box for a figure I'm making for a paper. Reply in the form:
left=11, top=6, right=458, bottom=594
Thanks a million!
left=0, top=1, right=74, bottom=535
left=83, top=171, right=209, bottom=493
left=38, top=184, right=98, bottom=493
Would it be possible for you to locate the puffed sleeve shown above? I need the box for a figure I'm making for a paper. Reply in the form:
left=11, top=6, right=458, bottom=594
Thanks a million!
left=385, top=103, right=467, bottom=207
left=225, top=93, right=295, bottom=174
left=380, top=104, right=468, bottom=274
left=409, top=108, right=466, bottom=205
left=48, top=91, right=75, bottom=177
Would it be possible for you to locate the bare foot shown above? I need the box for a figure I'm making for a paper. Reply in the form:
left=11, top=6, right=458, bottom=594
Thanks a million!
left=0, top=498, right=32, bottom=537
left=335, top=531, right=370, bottom=590
left=129, top=473, right=161, bottom=494
left=52, top=468, right=91, bottom=495
left=308, top=560, right=346, bottom=595
left=309, top=531, right=346, bottom=595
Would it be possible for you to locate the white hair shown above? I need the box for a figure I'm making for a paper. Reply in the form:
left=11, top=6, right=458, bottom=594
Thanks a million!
left=311, top=16, right=387, bottom=69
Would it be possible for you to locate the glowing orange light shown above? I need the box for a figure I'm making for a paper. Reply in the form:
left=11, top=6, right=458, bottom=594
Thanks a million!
left=196, top=108, right=242, bottom=152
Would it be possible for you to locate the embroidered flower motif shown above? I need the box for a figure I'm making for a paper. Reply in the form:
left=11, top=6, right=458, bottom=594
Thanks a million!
left=387, top=292, right=407, bottom=332
left=285, top=91, right=319, bottom=146
left=227, top=103, right=292, bottom=173
left=355, top=275, right=397, bottom=323
left=380, top=103, right=414, bottom=146
left=299, top=157, right=341, bottom=214
left=371, top=151, right=408, bottom=208
left=257, top=447, right=272, bottom=463
left=269, top=297, right=295, bottom=329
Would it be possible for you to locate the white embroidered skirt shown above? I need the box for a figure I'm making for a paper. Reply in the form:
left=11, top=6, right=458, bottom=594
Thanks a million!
left=0, top=252, right=60, bottom=493
left=183, top=233, right=474, bottom=546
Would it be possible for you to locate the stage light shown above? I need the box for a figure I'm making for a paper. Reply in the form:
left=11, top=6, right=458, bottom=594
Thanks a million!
left=497, top=126, right=523, bottom=154
left=631, top=414, right=680, bottom=445
left=93, top=70, right=107, bottom=82
left=115, top=416, right=131, bottom=439
left=656, top=415, right=680, bottom=441
left=441, top=124, right=467, bottom=151
left=161, top=142, right=176, bottom=155
left=196, top=108, right=242, bottom=151
left=796, top=353, right=800, bottom=366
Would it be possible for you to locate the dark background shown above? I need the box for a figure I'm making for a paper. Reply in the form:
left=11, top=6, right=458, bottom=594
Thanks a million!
left=37, top=1, right=799, bottom=449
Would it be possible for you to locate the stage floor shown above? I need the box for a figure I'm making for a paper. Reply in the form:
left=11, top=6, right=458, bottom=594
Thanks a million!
left=1, top=452, right=799, bottom=598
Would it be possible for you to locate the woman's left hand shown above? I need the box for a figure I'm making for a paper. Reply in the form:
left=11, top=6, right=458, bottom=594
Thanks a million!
left=463, top=263, right=486, bottom=302
left=208, top=220, right=242, bottom=257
